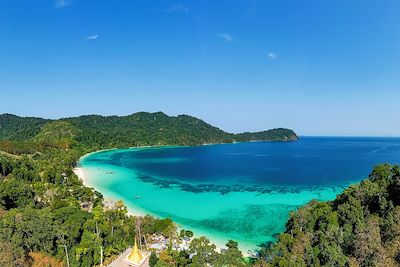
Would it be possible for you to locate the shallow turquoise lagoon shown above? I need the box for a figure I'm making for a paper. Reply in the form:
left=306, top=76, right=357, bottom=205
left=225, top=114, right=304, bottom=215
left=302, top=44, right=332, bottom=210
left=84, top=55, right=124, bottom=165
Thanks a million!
left=79, top=137, right=400, bottom=252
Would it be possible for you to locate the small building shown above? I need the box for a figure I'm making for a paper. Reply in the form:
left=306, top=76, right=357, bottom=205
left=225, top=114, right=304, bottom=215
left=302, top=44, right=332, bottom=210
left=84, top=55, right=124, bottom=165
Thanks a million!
left=148, top=243, right=165, bottom=252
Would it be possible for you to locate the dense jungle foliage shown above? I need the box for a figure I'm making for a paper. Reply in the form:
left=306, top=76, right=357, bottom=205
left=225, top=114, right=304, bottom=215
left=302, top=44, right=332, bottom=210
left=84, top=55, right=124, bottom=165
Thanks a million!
left=256, top=164, right=400, bottom=267
left=0, top=113, right=298, bottom=151
left=1, top=112, right=399, bottom=266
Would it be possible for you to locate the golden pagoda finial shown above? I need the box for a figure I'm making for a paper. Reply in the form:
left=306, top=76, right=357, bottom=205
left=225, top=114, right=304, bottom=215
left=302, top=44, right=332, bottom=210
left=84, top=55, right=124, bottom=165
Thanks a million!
left=127, top=239, right=144, bottom=264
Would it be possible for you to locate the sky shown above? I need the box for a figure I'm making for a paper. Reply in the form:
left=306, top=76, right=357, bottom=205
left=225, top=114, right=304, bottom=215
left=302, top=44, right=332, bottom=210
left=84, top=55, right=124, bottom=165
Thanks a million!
left=1, top=0, right=400, bottom=136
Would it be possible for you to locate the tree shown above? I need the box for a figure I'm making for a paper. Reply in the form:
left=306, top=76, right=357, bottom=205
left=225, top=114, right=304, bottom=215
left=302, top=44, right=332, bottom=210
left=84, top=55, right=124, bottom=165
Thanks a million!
left=0, top=178, right=34, bottom=209
left=188, top=236, right=217, bottom=266
left=226, top=240, right=238, bottom=249
left=214, top=240, right=246, bottom=267
left=175, top=249, right=191, bottom=266
left=149, top=251, right=159, bottom=267
left=185, top=230, right=194, bottom=238
left=0, top=156, right=13, bottom=178
left=179, top=229, right=185, bottom=238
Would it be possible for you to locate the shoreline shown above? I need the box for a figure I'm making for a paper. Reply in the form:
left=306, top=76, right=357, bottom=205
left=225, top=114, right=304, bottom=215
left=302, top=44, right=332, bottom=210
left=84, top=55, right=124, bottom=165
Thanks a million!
left=73, top=149, right=255, bottom=255
left=72, top=144, right=356, bottom=257
left=76, top=144, right=185, bottom=163
left=72, top=167, right=88, bottom=186
left=73, top=165, right=239, bottom=255
left=75, top=138, right=298, bottom=164
left=73, top=164, right=151, bottom=218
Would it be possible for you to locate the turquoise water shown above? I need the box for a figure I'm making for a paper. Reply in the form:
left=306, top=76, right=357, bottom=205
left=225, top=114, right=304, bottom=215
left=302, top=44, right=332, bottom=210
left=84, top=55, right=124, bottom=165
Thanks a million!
left=79, top=137, right=400, bottom=253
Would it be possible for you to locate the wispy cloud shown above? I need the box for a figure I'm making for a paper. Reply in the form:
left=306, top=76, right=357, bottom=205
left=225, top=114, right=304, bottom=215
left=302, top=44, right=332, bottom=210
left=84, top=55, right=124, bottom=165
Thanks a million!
left=216, top=33, right=233, bottom=43
left=267, top=52, right=277, bottom=60
left=55, top=0, right=71, bottom=8
left=86, top=35, right=99, bottom=40
left=165, top=4, right=189, bottom=14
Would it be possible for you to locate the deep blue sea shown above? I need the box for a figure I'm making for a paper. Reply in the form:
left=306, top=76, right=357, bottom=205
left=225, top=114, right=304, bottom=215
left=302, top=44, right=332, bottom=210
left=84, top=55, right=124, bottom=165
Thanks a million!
left=80, top=137, right=400, bottom=252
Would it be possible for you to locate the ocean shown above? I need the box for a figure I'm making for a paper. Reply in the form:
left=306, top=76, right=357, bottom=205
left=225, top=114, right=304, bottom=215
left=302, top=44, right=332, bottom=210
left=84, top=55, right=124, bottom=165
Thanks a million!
left=79, top=137, right=400, bottom=253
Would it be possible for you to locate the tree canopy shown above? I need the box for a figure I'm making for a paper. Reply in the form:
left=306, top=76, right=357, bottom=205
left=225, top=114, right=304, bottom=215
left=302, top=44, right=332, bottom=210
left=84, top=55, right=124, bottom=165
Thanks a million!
left=3, top=112, right=399, bottom=267
left=0, top=112, right=298, bottom=154
left=257, top=164, right=400, bottom=267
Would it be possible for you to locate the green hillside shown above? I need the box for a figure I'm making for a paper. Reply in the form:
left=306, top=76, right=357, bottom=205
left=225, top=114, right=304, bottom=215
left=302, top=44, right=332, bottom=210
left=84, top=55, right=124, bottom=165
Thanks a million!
left=1, top=112, right=400, bottom=267
left=62, top=112, right=233, bottom=147
left=0, top=111, right=298, bottom=266
left=0, top=114, right=48, bottom=141
left=0, top=112, right=298, bottom=152
left=235, top=128, right=298, bottom=142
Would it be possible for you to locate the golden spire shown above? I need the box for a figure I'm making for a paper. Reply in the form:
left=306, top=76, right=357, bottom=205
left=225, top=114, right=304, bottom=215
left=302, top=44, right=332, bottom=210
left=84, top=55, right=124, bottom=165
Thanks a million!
left=127, top=239, right=144, bottom=264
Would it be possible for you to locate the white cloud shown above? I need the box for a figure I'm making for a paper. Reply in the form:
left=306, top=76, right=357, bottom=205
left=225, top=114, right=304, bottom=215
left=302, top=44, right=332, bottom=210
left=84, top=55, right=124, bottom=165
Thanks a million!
left=86, top=35, right=99, bottom=40
left=267, top=52, right=277, bottom=60
left=165, top=4, right=189, bottom=14
left=216, top=33, right=233, bottom=42
left=55, top=0, right=70, bottom=8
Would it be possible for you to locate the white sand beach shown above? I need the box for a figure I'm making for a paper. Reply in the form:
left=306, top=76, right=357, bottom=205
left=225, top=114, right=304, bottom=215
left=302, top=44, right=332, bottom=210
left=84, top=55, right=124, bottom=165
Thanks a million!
left=73, top=166, right=88, bottom=186
left=73, top=160, right=237, bottom=255
left=74, top=165, right=256, bottom=256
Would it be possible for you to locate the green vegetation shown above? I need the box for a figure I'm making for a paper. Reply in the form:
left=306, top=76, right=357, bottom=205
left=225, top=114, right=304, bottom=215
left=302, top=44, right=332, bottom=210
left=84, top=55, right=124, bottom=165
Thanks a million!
left=3, top=112, right=399, bottom=266
left=0, top=148, right=246, bottom=266
left=179, top=229, right=194, bottom=239
left=0, top=112, right=298, bottom=152
left=235, top=128, right=298, bottom=142
left=1, top=112, right=283, bottom=266
left=152, top=237, right=246, bottom=267
left=0, top=114, right=48, bottom=141
left=255, top=164, right=400, bottom=267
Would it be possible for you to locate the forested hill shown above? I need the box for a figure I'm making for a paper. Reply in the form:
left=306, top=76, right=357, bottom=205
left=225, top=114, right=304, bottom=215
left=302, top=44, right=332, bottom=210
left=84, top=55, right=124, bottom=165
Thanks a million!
left=0, top=112, right=298, bottom=151
left=0, top=114, right=49, bottom=141
left=0, top=112, right=297, bottom=266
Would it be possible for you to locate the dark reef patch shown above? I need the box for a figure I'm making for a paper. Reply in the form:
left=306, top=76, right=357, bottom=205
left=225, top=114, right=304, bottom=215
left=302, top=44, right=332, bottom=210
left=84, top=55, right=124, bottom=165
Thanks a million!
left=135, top=174, right=348, bottom=195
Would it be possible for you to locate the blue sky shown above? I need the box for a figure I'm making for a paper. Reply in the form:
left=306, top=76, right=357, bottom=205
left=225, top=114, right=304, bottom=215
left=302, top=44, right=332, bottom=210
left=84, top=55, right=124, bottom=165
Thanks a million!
left=1, top=0, right=399, bottom=136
